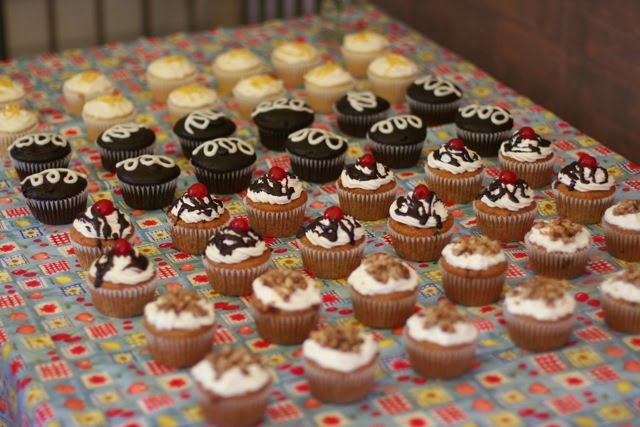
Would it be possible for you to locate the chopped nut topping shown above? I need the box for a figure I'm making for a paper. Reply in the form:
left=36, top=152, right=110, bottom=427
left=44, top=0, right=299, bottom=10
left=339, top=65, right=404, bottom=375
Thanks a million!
left=417, top=302, right=469, bottom=333
left=510, top=276, right=570, bottom=304
left=156, top=289, right=208, bottom=317
left=310, top=324, right=364, bottom=353
left=533, top=217, right=584, bottom=244
left=362, top=253, right=411, bottom=283
left=612, top=199, right=640, bottom=216
left=450, top=235, right=501, bottom=256
left=205, top=347, right=262, bottom=378
left=259, top=269, right=311, bottom=302
left=614, top=265, right=640, bottom=287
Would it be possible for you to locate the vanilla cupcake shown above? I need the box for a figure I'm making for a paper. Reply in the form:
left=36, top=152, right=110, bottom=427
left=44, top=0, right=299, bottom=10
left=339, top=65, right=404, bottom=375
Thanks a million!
left=603, top=199, right=640, bottom=261
left=232, top=74, right=285, bottom=119
left=303, top=62, right=355, bottom=113
left=271, top=42, right=320, bottom=88
left=499, top=127, right=554, bottom=188
left=82, top=95, right=136, bottom=142
left=341, top=31, right=389, bottom=79
left=0, top=105, right=38, bottom=158
left=600, top=266, right=640, bottom=333
left=146, top=55, right=197, bottom=103
left=212, top=48, right=264, bottom=96
left=167, top=83, right=219, bottom=124
left=63, top=71, right=114, bottom=115
left=0, top=76, right=26, bottom=108
left=367, top=54, right=419, bottom=103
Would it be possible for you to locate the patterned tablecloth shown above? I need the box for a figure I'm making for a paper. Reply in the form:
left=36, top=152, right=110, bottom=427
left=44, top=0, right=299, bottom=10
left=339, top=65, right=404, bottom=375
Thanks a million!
left=0, top=5, right=639, bottom=427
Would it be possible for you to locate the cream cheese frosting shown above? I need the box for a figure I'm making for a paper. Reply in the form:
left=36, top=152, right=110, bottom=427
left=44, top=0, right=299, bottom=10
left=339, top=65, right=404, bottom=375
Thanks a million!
left=214, top=48, right=262, bottom=72
left=343, top=31, right=389, bottom=53
left=304, top=63, right=353, bottom=87
left=526, top=218, right=591, bottom=253
left=441, top=235, right=506, bottom=271
left=82, top=95, right=135, bottom=119
left=272, top=42, right=318, bottom=64
left=145, top=290, right=215, bottom=331
left=252, top=270, right=321, bottom=311
left=504, top=278, right=576, bottom=321
left=147, top=55, right=196, bottom=80
left=63, top=71, right=114, bottom=97
left=0, top=105, right=37, bottom=133
left=302, top=326, right=378, bottom=372
left=405, top=304, right=478, bottom=346
left=348, top=254, right=418, bottom=296
left=0, top=76, right=25, bottom=103
left=168, top=84, right=218, bottom=108
left=233, top=74, right=284, bottom=98
left=368, top=54, right=418, bottom=78
left=604, top=200, right=640, bottom=231
left=600, top=267, right=640, bottom=304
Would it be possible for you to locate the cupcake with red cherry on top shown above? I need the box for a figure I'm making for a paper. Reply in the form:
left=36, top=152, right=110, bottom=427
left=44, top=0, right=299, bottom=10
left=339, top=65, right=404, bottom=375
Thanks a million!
left=499, top=127, right=554, bottom=188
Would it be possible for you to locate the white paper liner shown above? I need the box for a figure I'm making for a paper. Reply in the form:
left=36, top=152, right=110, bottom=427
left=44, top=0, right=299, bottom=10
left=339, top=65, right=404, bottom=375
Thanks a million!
left=303, top=356, right=377, bottom=403
left=204, top=257, right=270, bottom=296
left=305, top=82, right=355, bottom=113
left=0, top=97, right=26, bottom=109
left=10, top=152, right=72, bottom=180
left=287, top=151, right=346, bottom=183
left=212, top=65, right=264, bottom=96
left=118, top=178, right=178, bottom=210
left=341, top=46, right=388, bottom=79
left=337, top=184, right=396, bottom=221
left=438, top=259, right=506, bottom=306
left=98, top=144, right=155, bottom=172
left=387, top=224, right=453, bottom=262
left=193, top=164, right=253, bottom=194
left=0, top=121, right=38, bottom=158
left=63, top=85, right=112, bottom=116
left=553, top=187, right=615, bottom=225
left=146, top=72, right=197, bottom=103
left=195, top=381, right=271, bottom=427
left=472, top=204, right=537, bottom=242
left=251, top=306, right=320, bottom=344
left=368, top=136, right=424, bottom=169
left=367, top=72, right=417, bottom=103
left=350, top=288, right=417, bottom=329
left=524, top=237, right=590, bottom=279
left=83, top=110, right=137, bottom=142
left=424, top=168, right=484, bottom=204
left=603, top=221, right=640, bottom=262
left=297, top=238, right=365, bottom=279
left=244, top=200, right=306, bottom=237
left=455, top=128, right=513, bottom=157
left=234, top=91, right=285, bottom=119
left=601, top=293, right=640, bottom=334
left=25, top=187, right=88, bottom=225
left=403, top=330, right=477, bottom=379
left=504, top=309, right=575, bottom=352
left=334, top=104, right=390, bottom=138
left=143, top=324, right=215, bottom=368
left=168, top=220, right=229, bottom=255
left=87, top=274, right=157, bottom=318
left=498, top=153, right=555, bottom=189
left=273, top=57, right=320, bottom=88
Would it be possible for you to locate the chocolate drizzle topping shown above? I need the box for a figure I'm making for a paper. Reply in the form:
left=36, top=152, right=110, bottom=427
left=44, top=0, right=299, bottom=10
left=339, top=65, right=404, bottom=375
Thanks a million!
left=433, top=144, right=479, bottom=167
left=476, top=178, right=532, bottom=205
left=169, top=194, right=224, bottom=220
left=75, top=205, right=132, bottom=248
left=343, top=161, right=390, bottom=182
left=392, top=192, right=445, bottom=228
left=297, top=215, right=362, bottom=245
left=207, top=227, right=263, bottom=256
left=249, top=172, right=298, bottom=199
left=502, top=131, right=551, bottom=154
left=205, top=347, right=263, bottom=379
left=417, top=302, right=469, bottom=333
left=92, top=249, right=150, bottom=289
left=310, top=324, right=364, bottom=353
left=559, top=161, right=610, bottom=190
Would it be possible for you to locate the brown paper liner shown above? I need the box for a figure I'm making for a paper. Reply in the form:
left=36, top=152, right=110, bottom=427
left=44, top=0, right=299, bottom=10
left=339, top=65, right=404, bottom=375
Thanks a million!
left=244, top=196, right=307, bottom=237
left=195, top=380, right=271, bottom=427
left=337, top=184, right=396, bottom=221
left=504, top=310, right=575, bottom=352
left=350, top=287, right=417, bottom=329
left=87, top=275, right=157, bottom=318
left=168, top=217, right=229, bottom=256
left=143, top=321, right=215, bottom=368
left=498, top=154, right=555, bottom=189
left=601, top=293, right=640, bottom=334
left=297, top=238, right=365, bottom=279
left=71, top=231, right=136, bottom=270
left=425, top=168, right=484, bottom=204
left=603, top=221, right=640, bottom=262
left=387, top=224, right=453, bottom=262
left=367, top=72, right=417, bottom=103
left=303, top=356, right=377, bottom=403
left=473, top=204, right=537, bottom=242
left=553, top=186, right=615, bottom=225
left=403, top=331, right=477, bottom=379
left=204, top=257, right=271, bottom=296
left=524, top=238, right=590, bottom=279
left=439, top=259, right=507, bottom=306
left=251, top=304, right=320, bottom=345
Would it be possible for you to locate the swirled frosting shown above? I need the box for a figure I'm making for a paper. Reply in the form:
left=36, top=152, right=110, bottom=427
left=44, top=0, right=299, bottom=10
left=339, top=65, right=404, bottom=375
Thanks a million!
left=272, top=42, right=318, bottom=64
left=214, top=48, right=262, bottom=72
left=340, top=160, right=394, bottom=190
left=427, top=143, right=483, bottom=174
left=73, top=203, right=134, bottom=240
left=0, top=105, right=37, bottom=133
left=368, top=54, right=418, bottom=78
left=246, top=171, right=303, bottom=205
left=343, top=31, right=389, bottom=53
left=205, top=226, right=268, bottom=264
left=348, top=253, right=418, bottom=296
left=0, top=76, right=25, bottom=103
left=557, top=160, right=614, bottom=192
left=298, top=214, right=364, bottom=249
left=304, top=63, right=353, bottom=87
left=169, top=193, right=225, bottom=224
left=389, top=190, right=449, bottom=229
left=147, top=55, right=196, bottom=80
left=500, top=130, right=553, bottom=162
left=477, top=178, right=535, bottom=211
left=63, top=71, right=113, bottom=97
left=89, top=247, right=156, bottom=288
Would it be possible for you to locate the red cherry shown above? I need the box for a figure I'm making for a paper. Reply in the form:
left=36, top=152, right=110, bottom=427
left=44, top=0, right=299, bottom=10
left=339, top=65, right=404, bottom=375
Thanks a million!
left=412, top=184, right=431, bottom=200
left=268, top=166, right=287, bottom=181
left=323, top=206, right=344, bottom=221
left=357, top=153, right=376, bottom=168
left=92, top=199, right=114, bottom=216
left=499, top=170, right=518, bottom=185
left=519, top=127, right=537, bottom=139
left=578, top=154, right=598, bottom=168
left=187, top=183, right=208, bottom=198
left=112, top=239, right=133, bottom=256
left=229, top=217, right=250, bottom=232
left=446, top=138, right=465, bottom=150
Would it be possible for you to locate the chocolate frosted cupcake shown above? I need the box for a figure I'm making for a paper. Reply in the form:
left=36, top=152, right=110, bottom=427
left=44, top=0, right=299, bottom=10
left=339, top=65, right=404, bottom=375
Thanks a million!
left=9, top=133, right=72, bottom=179
left=553, top=153, right=615, bottom=224
left=116, top=155, right=180, bottom=210
left=603, top=199, right=640, bottom=261
left=367, top=114, right=426, bottom=168
left=173, top=109, right=236, bottom=159
left=387, top=184, right=454, bottom=262
left=473, top=170, right=537, bottom=242
left=244, top=166, right=308, bottom=237
left=455, top=104, right=513, bottom=157
left=191, top=137, right=257, bottom=194
left=21, top=168, right=88, bottom=225
left=600, top=266, right=640, bottom=333
left=251, top=97, right=314, bottom=151
left=96, top=123, right=156, bottom=172
left=286, top=128, right=348, bottom=183
left=406, top=75, right=463, bottom=126
left=337, top=153, right=396, bottom=221
left=297, top=206, right=365, bottom=279
left=499, top=127, right=554, bottom=188
left=404, top=303, right=478, bottom=379
left=334, top=90, right=390, bottom=137
left=251, top=269, right=321, bottom=345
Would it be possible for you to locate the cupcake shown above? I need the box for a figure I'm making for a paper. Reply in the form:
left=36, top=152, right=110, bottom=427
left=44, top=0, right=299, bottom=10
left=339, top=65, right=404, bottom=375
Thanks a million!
left=167, top=183, right=231, bottom=255
left=143, top=289, right=215, bottom=368
left=303, top=62, right=355, bottom=113
left=251, top=97, right=314, bottom=151
left=336, top=153, right=396, bottom=221
left=173, top=109, right=236, bottom=159
left=203, top=217, right=271, bottom=296
left=286, top=127, right=348, bottom=183
left=0, top=105, right=38, bottom=158
left=455, top=104, right=513, bottom=157
left=146, top=55, right=197, bottom=103
left=406, top=75, right=463, bottom=126
left=244, top=166, right=308, bottom=237
left=603, top=199, right=640, bottom=261
left=439, top=235, right=508, bottom=306
left=251, top=269, right=321, bottom=344
left=503, top=277, right=576, bottom=352
left=425, top=138, right=484, bottom=204
left=96, top=123, right=156, bottom=172
left=8, top=133, right=72, bottom=179
left=302, top=324, right=378, bottom=403
left=82, top=94, right=136, bottom=142
left=115, top=155, right=180, bottom=210
left=404, top=303, right=478, bottom=379
left=232, top=74, right=285, bottom=119
left=473, top=170, right=537, bottom=242
left=271, top=42, right=321, bottom=88
left=341, top=31, right=389, bottom=79
left=387, top=184, right=454, bottom=262
left=367, top=54, right=419, bottom=103
left=367, top=114, right=426, bottom=168
left=167, top=83, right=219, bottom=125
left=348, top=253, right=419, bottom=328
left=499, top=127, right=554, bottom=188
left=600, top=266, right=640, bottom=333
left=212, top=48, right=264, bottom=96
left=297, top=206, right=365, bottom=279
left=524, top=217, right=591, bottom=279
left=62, top=71, right=114, bottom=115
left=553, top=153, right=615, bottom=224
left=21, top=168, right=88, bottom=225
left=191, top=137, right=257, bottom=194
left=87, top=239, right=157, bottom=318
left=191, top=348, right=272, bottom=427
left=0, top=76, right=26, bottom=108
left=71, top=199, right=136, bottom=269
left=334, top=90, right=390, bottom=137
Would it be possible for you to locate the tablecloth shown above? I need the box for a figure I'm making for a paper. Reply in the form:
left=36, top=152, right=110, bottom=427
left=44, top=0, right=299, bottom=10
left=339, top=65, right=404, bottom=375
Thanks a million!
left=0, top=5, right=639, bottom=427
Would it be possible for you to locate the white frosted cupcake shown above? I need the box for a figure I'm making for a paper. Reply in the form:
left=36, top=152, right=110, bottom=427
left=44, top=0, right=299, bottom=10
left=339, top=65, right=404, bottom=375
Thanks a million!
left=0, top=105, right=38, bottom=158
left=303, top=62, right=355, bottom=113
left=499, top=127, right=554, bottom=188
left=232, top=74, right=285, bottom=119
left=600, top=266, right=640, bottom=333
left=271, top=42, right=320, bottom=88
left=63, top=71, right=114, bottom=115
left=82, top=95, right=136, bottom=142
left=367, top=54, right=419, bottom=103
left=0, top=76, right=26, bottom=108
left=167, top=83, right=219, bottom=124
left=603, top=199, right=640, bottom=262
left=404, top=303, right=478, bottom=379
left=341, top=31, right=389, bottom=79
left=212, top=48, right=264, bottom=96
left=146, top=55, right=197, bottom=103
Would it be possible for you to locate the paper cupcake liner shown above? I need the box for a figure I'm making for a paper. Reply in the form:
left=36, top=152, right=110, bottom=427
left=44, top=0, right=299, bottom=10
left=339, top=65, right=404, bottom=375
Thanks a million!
left=367, top=72, right=417, bottom=103
left=368, top=137, right=424, bottom=169
left=303, top=356, right=377, bottom=403
left=168, top=99, right=220, bottom=126
left=25, top=188, right=89, bottom=225
left=298, top=238, right=365, bottom=279
left=288, top=151, right=346, bottom=183
left=337, top=184, right=397, bottom=221
left=204, top=258, right=271, bottom=296
left=11, top=152, right=72, bottom=180
left=0, top=122, right=39, bottom=159
left=119, top=178, right=177, bottom=210
left=87, top=276, right=157, bottom=318
left=305, top=82, right=355, bottom=114
left=273, top=57, right=320, bottom=89
left=553, top=187, right=615, bottom=225
left=498, top=154, right=555, bottom=189
left=439, top=259, right=506, bottom=306
left=213, top=65, right=264, bottom=96
left=455, top=128, right=513, bottom=157
left=251, top=306, right=320, bottom=345
left=504, top=309, right=575, bottom=352
left=196, top=381, right=271, bottom=427
left=83, top=111, right=137, bottom=142
left=406, top=96, right=462, bottom=127
left=169, top=220, right=229, bottom=255
left=244, top=200, right=306, bottom=237
left=404, top=330, right=477, bottom=379
left=193, top=164, right=253, bottom=194
left=524, top=238, right=590, bottom=279
left=350, top=288, right=417, bottom=329
left=146, top=72, right=197, bottom=103
left=71, top=232, right=136, bottom=270
left=234, top=91, right=284, bottom=119
left=63, top=86, right=112, bottom=116
left=256, top=126, right=301, bottom=151
left=98, top=144, right=155, bottom=172
left=178, top=137, right=207, bottom=160
left=387, top=224, right=453, bottom=262
left=601, top=293, right=640, bottom=334
left=143, top=324, right=215, bottom=368
left=334, top=105, right=390, bottom=138
left=0, top=97, right=27, bottom=109
left=341, top=47, right=388, bottom=79
left=473, top=205, right=537, bottom=242
left=425, top=168, right=484, bottom=205
left=603, top=222, right=640, bottom=262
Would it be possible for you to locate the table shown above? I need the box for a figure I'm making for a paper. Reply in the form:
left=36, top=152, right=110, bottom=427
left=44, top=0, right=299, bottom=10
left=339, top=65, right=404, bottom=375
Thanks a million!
left=1, top=5, right=639, bottom=427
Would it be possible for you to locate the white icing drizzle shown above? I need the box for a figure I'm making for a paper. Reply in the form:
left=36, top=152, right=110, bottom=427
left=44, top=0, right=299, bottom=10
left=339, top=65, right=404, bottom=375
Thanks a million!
left=21, top=168, right=86, bottom=187
left=184, top=110, right=226, bottom=135
left=370, top=115, right=422, bottom=134
left=413, top=75, right=462, bottom=97
left=288, top=128, right=347, bottom=151
left=11, top=133, right=68, bottom=148
left=458, top=104, right=511, bottom=125
left=346, top=91, right=378, bottom=112
left=251, top=97, right=313, bottom=117
left=115, top=155, right=175, bottom=171
left=191, top=137, right=255, bottom=157
left=101, top=123, right=145, bottom=143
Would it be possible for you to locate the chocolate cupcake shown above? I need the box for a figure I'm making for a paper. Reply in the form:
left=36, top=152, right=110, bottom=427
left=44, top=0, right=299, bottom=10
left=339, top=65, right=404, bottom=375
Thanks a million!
left=191, top=137, right=257, bottom=194
left=21, top=168, right=88, bottom=225
left=499, top=127, right=554, bottom=188
left=251, top=97, right=314, bottom=151
left=334, top=90, right=390, bottom=137
left=286, top=128, right=348, bottom=183
left=367, top=114, right=426, bottom=168
left=96, top=123, right=156, bottom=172
left=8, top=133, right=72, bottom=180
left=116, top=155, right=180, bottom=210
left=173, top=109, right=236, bottom=159
left=406, top=75, right=463, bottom=126
left=455, top=104, right=513, bottom=157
